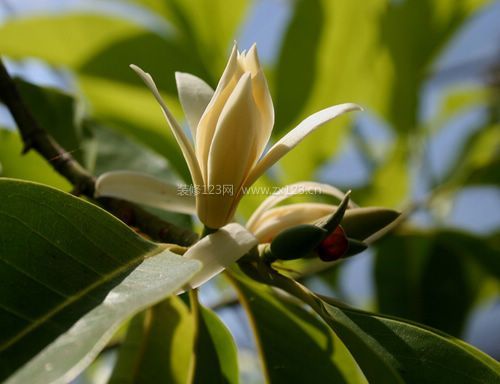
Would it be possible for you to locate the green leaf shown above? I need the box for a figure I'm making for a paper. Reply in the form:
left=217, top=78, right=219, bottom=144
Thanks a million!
left=192, top=301, right=239, bottom=384
left=87, top=121, right=174, bottom=178
left=14, top=79, right=85, bottom=164
left=0, top=129, right=70, bottom=190
left=79, top=74, right=190, bottom=181
left=86, top=122, right=193, bottom=228
left=78, top=30, right=211, bottom=95
left=274, top=0, right=489, bottom=186
left=437, top=230, right=500, bottom=281
left=259, top=271, right=500, bottom=384
left=449, top=123, right=500, bottom=187
left=230, top=274, right=366, bottom=384
left=0, top=14, right=143, bottom=67
left=375, top=229, right=499, bottom=335
left=320, top=299, right=500, bottom=384
left=108, top=297, right=196, bottom=384
left=356, top=144, right=410, bottom=207
left=273, top=0, right=324, bottom=136
left=119, top=0, right=249, bottom=77
left=0, top=178, right=201, bottom=383
left=0, top=14, right=192, bottom=179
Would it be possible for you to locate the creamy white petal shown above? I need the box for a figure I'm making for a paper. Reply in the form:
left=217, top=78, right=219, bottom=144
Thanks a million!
left=175, top=72, right=214, bottom=139
left=245, top=46, right=274, bottom=158
left=249, top=202, right=334, bottom=242
left=200, top=73, right=260, bottom=228
left=130, top=64, right=203, bottom=188
left=182, top=223, right=257, bottom=289
left=246, top=181, right=354, bottom=230
left=245, top=103, right=362, bottom=188
left=195, top=45, right=242, bottom=179
left=242, top=44, right=259, bottom=75
left=95, top=171, right=196, bottom=215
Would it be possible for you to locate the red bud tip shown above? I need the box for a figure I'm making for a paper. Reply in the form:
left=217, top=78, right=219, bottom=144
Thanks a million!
left=316, top=226, right=348, bottom=262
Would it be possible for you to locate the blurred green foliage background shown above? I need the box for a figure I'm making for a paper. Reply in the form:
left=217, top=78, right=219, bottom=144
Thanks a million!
left=0, top=0, right=499, bottom=382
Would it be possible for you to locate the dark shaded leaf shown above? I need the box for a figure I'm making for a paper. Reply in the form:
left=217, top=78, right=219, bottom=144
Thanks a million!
left=375, top=229, right=494, bottom=335
left=0, top=179, right=200, bottom=383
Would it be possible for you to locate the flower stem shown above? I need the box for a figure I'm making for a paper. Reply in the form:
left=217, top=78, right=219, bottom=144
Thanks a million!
left=201, top=225, right=218, bottom=238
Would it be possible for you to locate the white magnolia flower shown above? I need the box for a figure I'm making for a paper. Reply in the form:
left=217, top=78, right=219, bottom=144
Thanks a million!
left=95, top=44, right=361, bottom=228
left=246, top=181, right=399, bottom=247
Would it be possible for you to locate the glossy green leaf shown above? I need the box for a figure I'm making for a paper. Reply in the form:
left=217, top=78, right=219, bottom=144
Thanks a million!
left=108, top=297, right=196, bottom=384
left=319, top=299, right=500, bottom=384
left=192, top=301, right=239, bottom=384
left=0, top=179, right=201, bottom=383
left=230, top=274, right=366, bottom=384
left=260, top=271, right=500, bottom=384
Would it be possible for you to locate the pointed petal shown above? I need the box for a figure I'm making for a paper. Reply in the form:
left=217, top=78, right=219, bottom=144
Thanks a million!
left=249, top=202, right=334, bottom=243
left=130, top=64, right=203, bottom=188
left=245, top=103, right=362, bottom=187
left=182, top=223, right=257, bottom=289
left=196, top=45, right=243, bottom=178
left=200, top=73, right=260, bottom=228
left=175, top=72, right=214, bottom=138
left=95, top=171, right=196, bottom=215
left=245, top=45, right=274, bottom=157
left=243, top=43, right=260, bottom=74
left=246, top=181, right=355, bottom=230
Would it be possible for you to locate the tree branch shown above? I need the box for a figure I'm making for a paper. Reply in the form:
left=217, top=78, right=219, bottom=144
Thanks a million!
left=0, top=58, right=197, bottom=246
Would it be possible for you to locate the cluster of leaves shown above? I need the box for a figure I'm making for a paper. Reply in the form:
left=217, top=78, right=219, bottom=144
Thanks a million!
left=0, top=0, right=499, bottom=383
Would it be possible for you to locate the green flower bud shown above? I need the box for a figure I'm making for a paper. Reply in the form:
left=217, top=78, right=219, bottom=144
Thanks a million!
left=341, top=207, right=400, bottom=240
left=269, top=224, right=327, bottom=261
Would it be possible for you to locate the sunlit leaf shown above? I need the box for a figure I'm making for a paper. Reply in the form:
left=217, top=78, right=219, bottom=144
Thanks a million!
left=0, top=129, right=70, bottom=190
left=230, top=274, right=366, bottom=384
left=192, top=300, right=239, bottom=384
left=119, top=0, right=249, bottom=76
left=273, top=0, right=323, bottom=135
left=108, top=297, right=196, bottom=384
left=0, top=14, right=143, bottom=67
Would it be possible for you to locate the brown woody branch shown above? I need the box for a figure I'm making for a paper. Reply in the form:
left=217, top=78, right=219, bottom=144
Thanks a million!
left=0, top=58, right=197, bottom=246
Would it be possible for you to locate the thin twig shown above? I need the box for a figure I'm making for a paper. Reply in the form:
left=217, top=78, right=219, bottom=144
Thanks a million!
left=0, top=58, right=197, bottom=246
